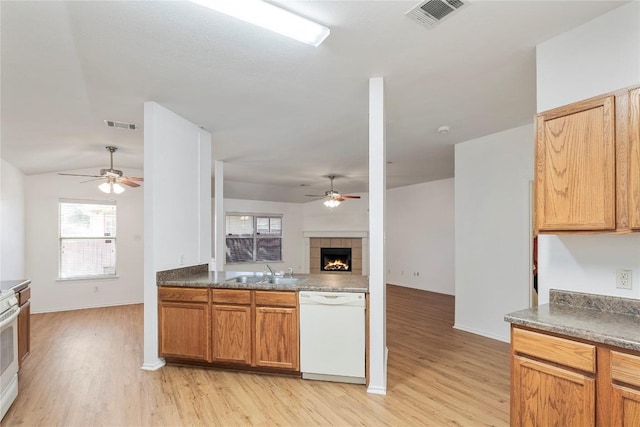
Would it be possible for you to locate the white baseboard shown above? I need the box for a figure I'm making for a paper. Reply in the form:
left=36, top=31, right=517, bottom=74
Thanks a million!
left=453, top=324, right=509, bottom=343
left=367, top=385, right=387, bottom=395
left=141, top=358, right=165, bottom=371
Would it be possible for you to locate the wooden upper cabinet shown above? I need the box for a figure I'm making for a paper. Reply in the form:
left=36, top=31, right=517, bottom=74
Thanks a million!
left=629, top=87, right=640, bottom=230
left=535, top=85, right=640, bottom=234
left=535, top=94, right=616, bottom=231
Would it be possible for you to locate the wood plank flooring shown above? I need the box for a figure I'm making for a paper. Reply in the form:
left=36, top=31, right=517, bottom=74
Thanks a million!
left=3, top=285, right=510, bottom=426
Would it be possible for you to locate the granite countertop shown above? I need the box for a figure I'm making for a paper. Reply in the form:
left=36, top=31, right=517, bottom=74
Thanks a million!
left=505, top=289, right=640, bottom=352
left=0, top=279, right=31, bottom=293
left=157, top=264, right=368, bottom=293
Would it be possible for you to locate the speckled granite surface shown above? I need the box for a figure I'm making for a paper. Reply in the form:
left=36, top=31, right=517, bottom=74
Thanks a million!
left=157, top=265, right=368, bottom=293
left=505, top=289, right=640, bottom=351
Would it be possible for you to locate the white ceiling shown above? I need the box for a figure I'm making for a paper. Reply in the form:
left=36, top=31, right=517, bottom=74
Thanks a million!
left=1, top=1, right=627, bottom=202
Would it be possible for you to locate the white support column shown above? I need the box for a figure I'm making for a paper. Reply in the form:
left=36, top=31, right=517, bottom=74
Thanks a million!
left=367, top=77, right=387, bottom=394
left=142, top=102, right=164, bottom=370
left=214, top=160, right=225, bottom=271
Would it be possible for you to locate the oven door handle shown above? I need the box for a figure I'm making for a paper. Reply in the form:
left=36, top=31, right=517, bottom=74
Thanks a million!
left=0, top=306, right=20, bottom=328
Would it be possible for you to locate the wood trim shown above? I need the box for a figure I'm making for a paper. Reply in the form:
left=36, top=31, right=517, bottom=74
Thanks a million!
left=158, top=286, right=209, bottom=303
left=597, top=346, right=612, bottom=426
left=512, top=327, right=596, bottom=372
left=616, top=90, right=630, bottom=230
left=630, top=87, right=640, bottom=229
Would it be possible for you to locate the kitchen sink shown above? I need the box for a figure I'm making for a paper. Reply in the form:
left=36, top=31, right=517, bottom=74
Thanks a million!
left=232, top=275, right=264, bottom=284
left=268, top=277, right=301, bottom=286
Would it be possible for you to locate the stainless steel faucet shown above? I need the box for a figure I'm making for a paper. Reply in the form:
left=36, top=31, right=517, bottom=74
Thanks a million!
left=287, top=267, right=294, bottom=278
left=265, top=264, right=275, bottom=277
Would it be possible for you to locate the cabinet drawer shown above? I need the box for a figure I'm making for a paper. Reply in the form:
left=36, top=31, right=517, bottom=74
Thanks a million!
left=255, top=291, right=297, bottom=307
left=18, top=287, right=31, bottom=306
left=212, top=289, right=251, bottom=305
left=512, top=327, right=596, bottom=373
left=611, top=350, right=640, bottom=388
left=158, top=286, right=209, bottom=303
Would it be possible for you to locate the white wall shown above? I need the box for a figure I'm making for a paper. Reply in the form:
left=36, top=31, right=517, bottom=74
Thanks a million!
left=455, top=124, right=534, bottom=342
left=387, top=178, right=454, bottom=295
left=538, top=235, right=640, bottom=304
left=536, top=2, right=640, bottom=112
left=143, top=101, right=211, bottom=370
left=221, top=198, right=304, bottom=273
left=536, top=1, right=640, bottom=302
left=24, top=168, right=144, bottom=313
left=1, top=159, right=26, bottom=280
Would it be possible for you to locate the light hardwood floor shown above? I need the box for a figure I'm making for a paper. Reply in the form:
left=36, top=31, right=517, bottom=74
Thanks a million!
left=4, top=285, right=510, bottom=426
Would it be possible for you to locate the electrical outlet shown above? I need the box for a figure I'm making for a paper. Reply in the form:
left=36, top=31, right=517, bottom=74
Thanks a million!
left=616, top=269, right=632, bottom=290
left=179, top=254, right=185, bottom=266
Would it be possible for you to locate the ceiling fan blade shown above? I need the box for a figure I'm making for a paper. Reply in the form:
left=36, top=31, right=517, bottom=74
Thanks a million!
left=339, top=195, right=361, bottom=199
left=127, top=177, right=144, bottom=181
left=80, top=177, right=107, bottom=184
left=119, top=178, right=140, bottom=187
left=305, top=194, right=326, bottom=197
left=58, top=173, right=104, bottom=178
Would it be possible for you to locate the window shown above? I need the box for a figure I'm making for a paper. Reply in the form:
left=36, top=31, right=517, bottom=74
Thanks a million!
left=59, top=200, right=116, bottom=279
left=226, top=214, right=282, bottom=263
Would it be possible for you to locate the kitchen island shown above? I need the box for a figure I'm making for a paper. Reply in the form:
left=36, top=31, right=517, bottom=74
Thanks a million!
left=1, top=279, right=31, bottom=367
left=505, top=289, right=640, bottom=426
left=156, top=264, right=369, bottom=382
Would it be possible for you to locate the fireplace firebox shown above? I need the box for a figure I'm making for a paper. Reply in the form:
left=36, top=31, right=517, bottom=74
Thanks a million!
left=321, top=247, right=352, bottom=272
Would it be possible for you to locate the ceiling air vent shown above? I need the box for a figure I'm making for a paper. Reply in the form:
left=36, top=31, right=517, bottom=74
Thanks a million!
left=406, top=0, right=470, bottom=29
left=104, top=120, right=137, bottom=130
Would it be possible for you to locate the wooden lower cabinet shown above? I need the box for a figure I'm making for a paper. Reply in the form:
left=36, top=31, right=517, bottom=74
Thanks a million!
left=18, top=299, right=30, bottom=367
left=211, top=289, right=252, bottom=365
left=159, top=286, right=299, bottom=374
left=255, top=306, right=298, bottom=370
left=158, top=287, right=211, bottom=362
left=254, top=291, right=299, bottom=371
left=512, top=355, right=595, bottom=426
left=511, top=326, right=640, bottom=427
left=610, top=350, right=640, bottom=426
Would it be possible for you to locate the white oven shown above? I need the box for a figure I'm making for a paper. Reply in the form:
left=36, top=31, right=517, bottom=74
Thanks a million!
left=0, top=290, right=20, bottom=421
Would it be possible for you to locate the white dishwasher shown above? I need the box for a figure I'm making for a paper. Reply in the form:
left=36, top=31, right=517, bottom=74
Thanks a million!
left=299, top=291, right=366, bottom=384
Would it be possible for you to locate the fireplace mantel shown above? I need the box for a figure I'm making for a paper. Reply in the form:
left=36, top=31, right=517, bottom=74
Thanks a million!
left=303, top=231, right=368, bottom=238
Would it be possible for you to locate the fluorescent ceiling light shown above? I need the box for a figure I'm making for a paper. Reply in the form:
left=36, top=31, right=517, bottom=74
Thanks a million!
left=191, top=0, right=330, bottom=47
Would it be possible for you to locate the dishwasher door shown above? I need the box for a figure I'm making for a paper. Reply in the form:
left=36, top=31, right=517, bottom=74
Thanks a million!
left=299, top=291, right=366, bottom=384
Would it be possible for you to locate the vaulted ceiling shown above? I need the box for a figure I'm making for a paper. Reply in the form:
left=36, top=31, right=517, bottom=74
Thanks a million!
left=0, top=1, right=626, bottom=202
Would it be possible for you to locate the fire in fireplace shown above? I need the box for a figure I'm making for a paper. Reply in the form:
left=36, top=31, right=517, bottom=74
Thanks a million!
left=321, top=247, right=352, bottom=272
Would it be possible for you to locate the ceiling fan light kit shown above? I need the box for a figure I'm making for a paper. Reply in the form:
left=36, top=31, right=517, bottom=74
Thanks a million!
left=307, top=175, right=361, bottom=209
left=99, top=181, right=125, bottom=194
left=58, top=146, right=143, bottom=195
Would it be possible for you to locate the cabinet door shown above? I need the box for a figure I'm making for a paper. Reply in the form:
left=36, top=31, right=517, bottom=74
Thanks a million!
left=512, top=355, right=595, bottom=427
left=536, top=95, right=616, bottom=231
left=630, top=87, right=640, bottom=229
left=611, top=350, right=640, bottom=426
left=211, top=304, right=252, bottom=365
left=18, top=300, right=30, bottom=367
left=159, top=301, right=210, bottom=362
left=254, top=306, right=298, bottom=370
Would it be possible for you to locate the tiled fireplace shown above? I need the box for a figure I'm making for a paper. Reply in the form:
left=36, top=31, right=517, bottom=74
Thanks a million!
left=310, top=238, right=362, bottom=275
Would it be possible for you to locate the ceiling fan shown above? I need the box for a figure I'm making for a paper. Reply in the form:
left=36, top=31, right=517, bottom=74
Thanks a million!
left=58, top=146, right=143, bottom=194
left=306, top=175, right=361, bottom=208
